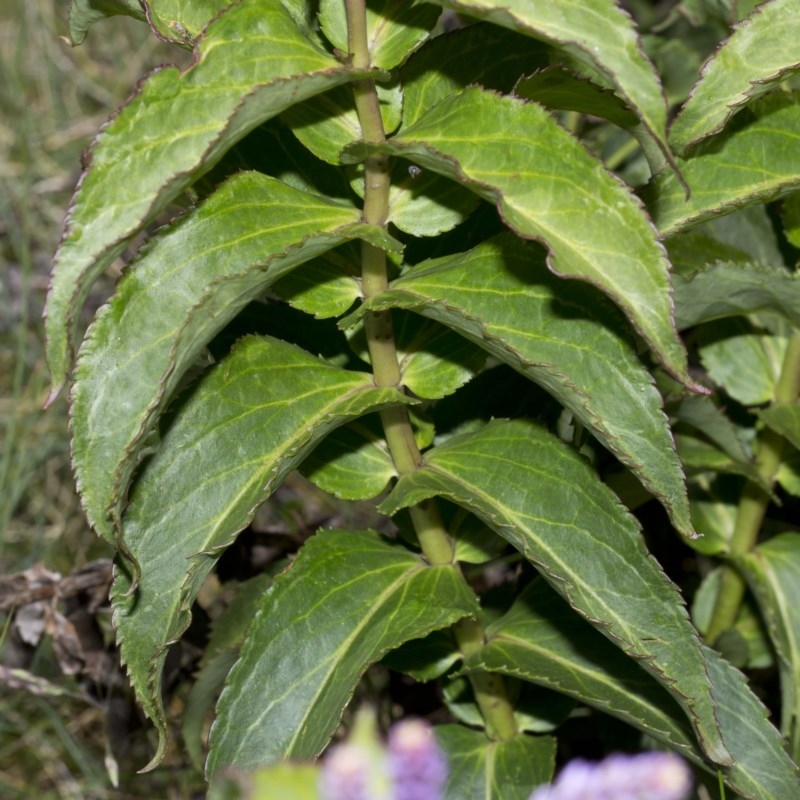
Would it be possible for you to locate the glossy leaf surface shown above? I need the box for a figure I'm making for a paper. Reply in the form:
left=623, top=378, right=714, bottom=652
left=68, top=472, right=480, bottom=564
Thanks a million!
left=468, top=579, right=800, bottom=799
left=348, top=87, right=693, bottom=387
left=380, top=419, right=730, bottom=766
left=698, top=317, right=787, bottom=406
left=399, top=22, right=548, bottom=131
left=671, top=396, right=753, bottom=468
left=673, top=262, right=800, bottom=330
left=206, top=530, right=479, bottom=773
left=648, top=93, right=800, bottom=237
left=391, top=313, right=487, bottom=401
left=46, top=0, right=373, bottom=394
left=70, top=173, right=393, bottom=544
left=435, top=725, right=555, bottom=800
left=282, top=82, right=402, bottom=166
left=141, top=0, right=235, bottom=45
left=676, top=432, right=769, bottom=491
left=670, top=0, right=800, bottom=153
left=427, top=0, right=671, bottom=165
left=366, top=235, right=693, bottom=537
left=468, top=580, right=698, bottom=756
left=272, top=246, right=361, bottom=320
left=704, top=642, right=800, bottom=799
left=740, top=533, right=800, bottom=761
left=300, top=421, right=396, bottom=501
left=515, top=67, right=639, bottom=128
left=319, top=0, right=439, bottom=70
left=112, top=336, right=408, bottom=767
left=183, top=572, right=273, bottom=770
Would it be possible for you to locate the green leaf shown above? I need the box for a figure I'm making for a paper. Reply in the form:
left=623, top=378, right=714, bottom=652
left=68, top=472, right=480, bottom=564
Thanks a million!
left=399, top=22, right=549, bottom=131
left=686, top=485, right=737, bottom=556
left=393, top=313, right=487, bottom=401
left=319, top=0, right=440, bottom=70
left=300, top=419, right=396, bottom=501
left=694, top=197, right=786, bottom=267
left=670, top=396, right=772, bottom=491
left=111, top=336, right=409, bottom=769
left=698, top=316, right=788, bottom=405
left=347, top=310, right=487, bottom=402
left=467, top=580, right=699, bottom=758
left=435, top=725, right=555, bottom=800
left=782, top=192, right=800, bottom=248
left=718, top=602, right=775, bottom=671
left=46, top=0, right=375, bottom=396
left=206, top=529, right=479, bottom=774
left=515, top=67, right=639, bottom=129
left=759, top=403, right=800, bottom=451
left=665, top=232, right=751, bottom=277
left=140, top=0, right=235, bottom=46
left=183, top=571, right=274, bottom=769
left=379, top=419, right=731, bottom=766
left=70, top=173, right=396, bottom=545
left=514, top=65, right=674, bottom=178
left=347, top=87, right=695, bottom=388
left=271, top=247, right=361, bottom=320
left=202, top=573, right=277, bottom=664
left=673, top=262, right=800, bottom=330
left=740, top=533, right=800, bottom=761
left=382, top=629, right=461, bottom=682
left=671, top=395, right=753, bottom=466
left=467, top=578, right=800, bottom=799
left=704, top=641, right=800, bottom=799
left=442, top=676, right=574, bottom=736
left=427, top=0, right=672, bottom=171
left=449, top=507, right=508, bottom=565
left=670, top=0, right=800, bottom=153
left=676, top=431, right=771, bottom=493
left=183, top=648, right=238, bottom=772
left=647, top=92, right=800, bottom=237
left=282, top=81, right=402, bottom=165
left=386, top=161, right=480, bottom=237
left=222, top=117, right=354, bottom=202
left=67, top=0, right=145, bottom=45
left=366, top=235, right=694, bottom=538
left=678, top=0, right=735, bottom=26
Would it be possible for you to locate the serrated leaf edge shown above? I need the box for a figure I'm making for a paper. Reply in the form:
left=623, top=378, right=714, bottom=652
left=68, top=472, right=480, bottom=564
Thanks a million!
left=365, top=289, right=692, bottom=537
left=670, top=0, right=800, bottom=154
left=112, top=375, right=412, bottom=771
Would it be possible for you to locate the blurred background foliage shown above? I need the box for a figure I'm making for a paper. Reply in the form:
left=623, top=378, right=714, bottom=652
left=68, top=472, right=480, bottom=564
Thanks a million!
left=0, top=1, right=207, bottom=795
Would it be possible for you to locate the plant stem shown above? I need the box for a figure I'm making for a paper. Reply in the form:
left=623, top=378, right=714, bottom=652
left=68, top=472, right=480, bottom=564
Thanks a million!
left=705, top=330, right=800, bottom=644
left=345, top=0, right=453, bottom=564
left=345, top=0, right=518, bottom=740
left=454, top=617, right=521, bottom=741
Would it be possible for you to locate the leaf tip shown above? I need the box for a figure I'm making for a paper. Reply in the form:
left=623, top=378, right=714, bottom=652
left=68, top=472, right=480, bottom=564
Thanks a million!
left=137, top=734, right=168, bottom=774
left=44, top=383, right=64, bottom=410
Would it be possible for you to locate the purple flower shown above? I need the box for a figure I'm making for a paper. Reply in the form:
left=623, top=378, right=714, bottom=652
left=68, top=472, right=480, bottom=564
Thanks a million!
left=529, top=751, right=693, bottom=800
left=319, top=715, right=446, bottom=800
left=387, top=718, right=447, bottom=800
left=319, top=743, right=372, bottom=800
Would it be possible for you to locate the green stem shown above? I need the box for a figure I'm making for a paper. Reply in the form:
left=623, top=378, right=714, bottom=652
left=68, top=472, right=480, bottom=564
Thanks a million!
left=706, top=330, right=800, bottom=644
left=345, top=0, right=518, bottom=740
left=454, top=617, right=520, bottom=741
